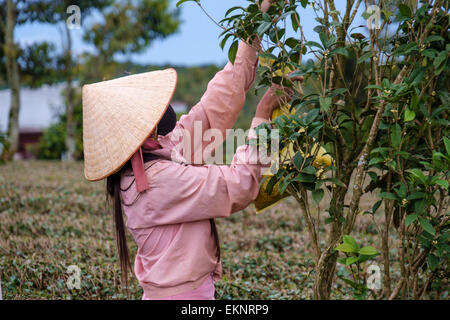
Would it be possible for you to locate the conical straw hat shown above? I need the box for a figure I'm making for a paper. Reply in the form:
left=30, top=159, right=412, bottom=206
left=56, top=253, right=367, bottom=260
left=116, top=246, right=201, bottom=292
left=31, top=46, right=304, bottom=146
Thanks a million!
left=82, top=68, right=177, bottom=181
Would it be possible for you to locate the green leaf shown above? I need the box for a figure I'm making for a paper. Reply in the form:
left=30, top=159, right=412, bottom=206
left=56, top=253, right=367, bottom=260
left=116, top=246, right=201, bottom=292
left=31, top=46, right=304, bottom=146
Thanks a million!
left=228, top=40, right=239, bottom=64
left=343, top=235, right=358, bottom=251
left=372, top=200, right=382, bottom=214
left=325, top=217, right=334, bottom=224
left=379, top=192, right=399, bottom=201
left=302, top=166, right=317, bottom=175
left=291, top=12, right=300, bottom=32
left=406, top=192, right=425, bottom=200
left=285, top=37, right=300, bottom=49
left=435, top=179, right=449, bottom=190
left=433, top=51, right=447, bottom=75
left=337, top=257, right=347, bottom=265
left=419, top=218, right=436, bottom=235
left=300, top=0, right=309, bottom=8
left=391, top=124, right=402, bottom=148
left=331, top=47, right=349, bottom=57
left=368, top=171, right=378, bottom=182
left=398, top=4, right=412, bottom=18
left=408, top=169, right=427, bottom=184
left=357, top=52, right=372, bottom=64
left=340, top=277, right=360, bottom=289
left=258, top=52, right=278, bottom=60
left=257, top=21, right=271, bottom=36
left=304, top=41, right=324, bottom=50
left=404, top=107, right=415, bottom=122
left=427, top=254, right=438, bottom=271
left=396, top=184, right=407, bottom=199
left=415, top=199, right=426, bottom=214
left=303, top=108, right=319, bottom=124
left=410, top=93, right=419, bottom=109
left=350, top=33, right=365, bottom=40
left=358, top=253, right=378, bottom=263
left=262, top=12, right=271, bottom=22
left=312, top=189, right=324, bottom=204
left=423, top=35, right=445, bottom=44
left=444, top=136, right=450, bottom=157
left=319, top=97, right=332, bottom=111
left=324, top=177, right=346, bottom=187
left=369, top=157, right=384, bottom=166
left=292, top=173, right=316, bottom=183
left=335, top=243, right=357, bottom=253
left=264, top=175, right=278, bottom=195
left=278, top=11, right=295, bottom=21
left=405, top=214, right=418, bottom=226
left=319, top=32, right=329, bottom=48
left=220, top=33, right=233, bottom=50
left=358, top=246, right=378, bottom=255
left=365, top=84, right=383, bottom=90
left=345, top=257, right=359, bottom=265
left=330, top=88, right=348, bottom=97
left=278, top=173, right=295, bottom=195
left=225, top=6, right=243, bottom=17
left=422, top=48, right=438, bottom=59
left=293, top=152, right=303, bottom=170
left=176, top=0, right=198, bottom=7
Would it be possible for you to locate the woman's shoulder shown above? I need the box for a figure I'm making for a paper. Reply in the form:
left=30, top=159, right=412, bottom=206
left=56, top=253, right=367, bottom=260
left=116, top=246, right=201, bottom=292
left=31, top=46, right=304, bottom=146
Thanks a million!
left=119, top=159, right=183, bottom=190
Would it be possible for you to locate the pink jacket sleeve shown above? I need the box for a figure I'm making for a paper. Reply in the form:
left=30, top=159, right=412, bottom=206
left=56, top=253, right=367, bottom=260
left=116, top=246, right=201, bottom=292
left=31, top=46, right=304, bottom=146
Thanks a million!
left=121, top=118, right=271, bottom=228
left=154, top=41, right=259, bottom=164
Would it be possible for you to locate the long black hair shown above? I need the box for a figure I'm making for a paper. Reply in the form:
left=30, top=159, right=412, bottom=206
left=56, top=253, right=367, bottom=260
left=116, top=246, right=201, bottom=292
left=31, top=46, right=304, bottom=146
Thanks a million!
left=106, top=170, right=131, bottom=286
left=106, top=105, right=221, bottom=286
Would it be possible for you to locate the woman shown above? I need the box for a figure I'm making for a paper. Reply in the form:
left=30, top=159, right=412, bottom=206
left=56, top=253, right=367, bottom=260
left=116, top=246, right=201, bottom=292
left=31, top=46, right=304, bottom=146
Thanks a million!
left=82, top=1, right=302, bottom=299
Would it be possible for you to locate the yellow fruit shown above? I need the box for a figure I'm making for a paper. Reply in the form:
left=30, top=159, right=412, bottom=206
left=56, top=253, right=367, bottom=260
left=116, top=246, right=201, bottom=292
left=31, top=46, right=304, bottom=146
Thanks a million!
left=254, top=56, right=333, bottom=213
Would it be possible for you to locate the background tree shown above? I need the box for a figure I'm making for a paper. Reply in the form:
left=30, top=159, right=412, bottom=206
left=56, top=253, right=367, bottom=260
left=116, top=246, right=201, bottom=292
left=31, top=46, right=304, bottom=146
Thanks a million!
left=0, top=0, right=58, bottom=161
left=1, top=0, right=21, bottom=161
left=22, top=0, right=111, bottom=160
left=82, top=0, right=180, bottom=83
left=35, top=0, right=180, bottom=160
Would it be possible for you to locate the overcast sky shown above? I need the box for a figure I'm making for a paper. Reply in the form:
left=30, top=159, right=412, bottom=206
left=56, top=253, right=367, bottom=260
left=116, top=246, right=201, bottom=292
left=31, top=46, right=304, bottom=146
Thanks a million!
left=14, top=0, right=367, bottom=67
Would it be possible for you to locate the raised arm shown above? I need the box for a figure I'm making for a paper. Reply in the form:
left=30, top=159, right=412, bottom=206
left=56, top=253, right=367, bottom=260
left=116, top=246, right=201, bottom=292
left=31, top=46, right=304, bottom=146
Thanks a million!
left=157, top=1, right=274, bottom=164
left=135, top=116, right=271, bottom=227
left=123, top=82, right=303, bottom=227
left=162, top=41, right=258, bottom=164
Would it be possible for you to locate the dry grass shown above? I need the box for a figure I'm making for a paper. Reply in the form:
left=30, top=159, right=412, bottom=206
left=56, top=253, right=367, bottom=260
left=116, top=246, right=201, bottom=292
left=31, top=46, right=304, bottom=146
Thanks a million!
left=0, top=160, right=389, bottom=299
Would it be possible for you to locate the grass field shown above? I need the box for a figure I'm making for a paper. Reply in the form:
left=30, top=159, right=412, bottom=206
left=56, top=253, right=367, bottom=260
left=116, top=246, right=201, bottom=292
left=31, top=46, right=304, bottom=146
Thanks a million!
left=0, top=160, right=385, bottom=300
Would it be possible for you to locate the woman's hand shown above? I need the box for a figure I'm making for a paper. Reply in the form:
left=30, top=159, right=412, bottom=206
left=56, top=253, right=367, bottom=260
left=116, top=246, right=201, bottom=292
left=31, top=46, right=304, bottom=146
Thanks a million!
left=260, top=0, right=273, bottom=12
left=255, top=74, right=304, bottom=119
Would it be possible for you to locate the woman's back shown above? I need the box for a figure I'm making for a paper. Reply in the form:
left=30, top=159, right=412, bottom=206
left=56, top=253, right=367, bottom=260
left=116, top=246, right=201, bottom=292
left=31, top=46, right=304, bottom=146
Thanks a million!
left=120, top=159, right=221, bottom=299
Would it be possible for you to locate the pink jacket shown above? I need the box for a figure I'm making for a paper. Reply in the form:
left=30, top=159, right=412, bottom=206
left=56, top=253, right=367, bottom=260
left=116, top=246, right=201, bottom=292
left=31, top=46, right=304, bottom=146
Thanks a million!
left=120, top=41, right=270, bottom=299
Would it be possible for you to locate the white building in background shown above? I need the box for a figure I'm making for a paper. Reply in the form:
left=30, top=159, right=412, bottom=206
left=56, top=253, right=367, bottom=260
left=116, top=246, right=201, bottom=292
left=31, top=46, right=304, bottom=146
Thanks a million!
left=0, top=84, right=188, bottom=159
left=0, top=83, right=66, bottom=159
left=0, top=83, right=65, bottom=133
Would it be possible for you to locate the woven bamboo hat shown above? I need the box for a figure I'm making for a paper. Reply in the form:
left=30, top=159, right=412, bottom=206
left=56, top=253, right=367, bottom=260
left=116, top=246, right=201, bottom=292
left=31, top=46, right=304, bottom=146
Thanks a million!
left=82, top=68, right=177, bottom=181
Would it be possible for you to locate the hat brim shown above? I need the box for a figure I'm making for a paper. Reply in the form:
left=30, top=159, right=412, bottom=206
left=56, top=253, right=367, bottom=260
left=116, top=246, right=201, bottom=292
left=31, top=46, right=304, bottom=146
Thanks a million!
left=82, top=68, right=178, bottom=181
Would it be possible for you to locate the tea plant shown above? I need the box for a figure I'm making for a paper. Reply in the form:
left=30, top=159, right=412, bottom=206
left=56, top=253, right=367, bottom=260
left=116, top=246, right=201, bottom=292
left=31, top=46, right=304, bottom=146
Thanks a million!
left=181, top=0, right=449, bottom=299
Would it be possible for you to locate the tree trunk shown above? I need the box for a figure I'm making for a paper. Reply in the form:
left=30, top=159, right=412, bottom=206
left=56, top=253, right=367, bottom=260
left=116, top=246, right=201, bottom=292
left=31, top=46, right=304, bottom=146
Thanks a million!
left=314, top=245, right=339, bottom=299
left=381, top=199, right=394, bottom=297
left=64, top=22, right=76, bottom=161
left=313, top=199, right=342, bottom=299
left=2, top=0, right=20, bottom=161
left=313, top=169, right=352, bottom=299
